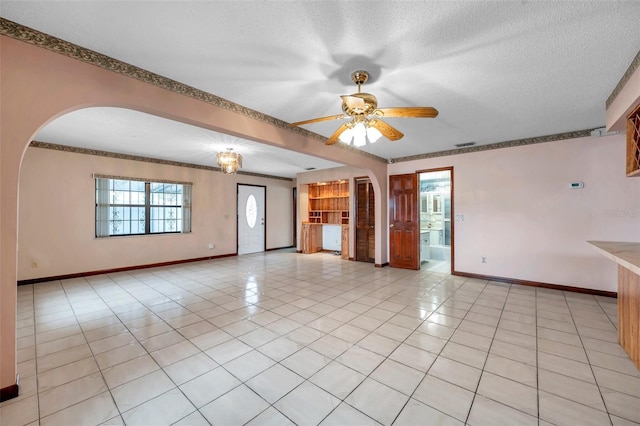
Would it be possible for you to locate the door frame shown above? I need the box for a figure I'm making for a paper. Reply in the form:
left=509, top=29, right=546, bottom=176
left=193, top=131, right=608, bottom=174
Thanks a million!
left=292, top=187, right=297, bottom=247
left=416, top=166, right=454, bottom=274
left=237, top=184, right=267, bottom=254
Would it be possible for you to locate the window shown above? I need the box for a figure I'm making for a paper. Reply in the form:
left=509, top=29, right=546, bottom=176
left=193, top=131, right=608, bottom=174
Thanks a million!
left=95, top=176, right=192, bottom=237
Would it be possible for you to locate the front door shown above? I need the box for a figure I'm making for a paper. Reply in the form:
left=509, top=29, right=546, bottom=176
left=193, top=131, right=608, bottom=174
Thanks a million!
left=389, top=173, right=419, bottom=269
left=238, top=184, right=265, bottom=255
left=356, top=178, right=375, bottom=262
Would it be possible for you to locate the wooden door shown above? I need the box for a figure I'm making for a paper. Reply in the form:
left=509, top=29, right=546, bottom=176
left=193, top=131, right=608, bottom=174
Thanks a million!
left=356, top=179, right=375, bottom=262
left=389, top=173, right=419, bottom=269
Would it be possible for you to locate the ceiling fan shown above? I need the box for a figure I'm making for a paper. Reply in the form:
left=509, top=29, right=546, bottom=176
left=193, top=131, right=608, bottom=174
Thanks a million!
left=289, top=70, right=438, bottom=146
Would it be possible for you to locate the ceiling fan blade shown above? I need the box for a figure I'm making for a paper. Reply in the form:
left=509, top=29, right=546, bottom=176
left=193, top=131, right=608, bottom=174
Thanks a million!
left=289, top=114, right=346, bottom=127
left=340, top=95, right=366, bottom=111
left=375, top=107, right=439, bottom=118
left=369, top=119, right=404, bottom=141
left=326, top=123, right=351, bottom=145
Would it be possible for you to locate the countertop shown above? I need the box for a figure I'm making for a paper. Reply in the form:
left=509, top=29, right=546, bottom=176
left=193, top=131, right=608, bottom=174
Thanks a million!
left=588, top=241, right=640, bottom=276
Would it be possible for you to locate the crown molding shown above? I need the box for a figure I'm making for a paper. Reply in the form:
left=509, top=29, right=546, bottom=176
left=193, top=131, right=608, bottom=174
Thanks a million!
left=30, top=141, right=293, bottom=182
left=391, top=129, right=594, bottom=163
left=0, top=18, right=387, bottom=165
left=607, top=49, right=640, bottom=109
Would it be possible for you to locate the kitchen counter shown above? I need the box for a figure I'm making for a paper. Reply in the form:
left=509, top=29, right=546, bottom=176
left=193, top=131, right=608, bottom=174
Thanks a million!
left=588, top=240, right=640, bottom=370
left=588, top=241, right=640, bottom=275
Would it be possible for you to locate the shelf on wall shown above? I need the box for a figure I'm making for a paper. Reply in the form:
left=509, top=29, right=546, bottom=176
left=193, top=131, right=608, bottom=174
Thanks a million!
left=307, top=180, right=350, bottom=225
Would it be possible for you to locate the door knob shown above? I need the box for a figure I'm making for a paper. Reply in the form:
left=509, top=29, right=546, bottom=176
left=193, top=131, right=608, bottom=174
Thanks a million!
left=389, top=224, right=394, bottom=228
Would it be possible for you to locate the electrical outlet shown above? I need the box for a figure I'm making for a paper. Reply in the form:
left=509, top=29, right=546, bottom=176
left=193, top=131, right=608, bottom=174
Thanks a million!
left=456, top=215, right=464, bottom=222
left=482, top=257, right=487, bottom=264
left=208, top=243, right=214, bottom=250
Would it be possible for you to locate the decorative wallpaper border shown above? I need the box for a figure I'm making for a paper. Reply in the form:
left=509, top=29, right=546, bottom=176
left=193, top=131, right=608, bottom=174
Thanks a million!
left=391, top=129, right=594, bottom=163
left=0, top=17, right=386, bottom=165
left=607, top=49, right=640, bottom=109
left=30, top=141, right=294, bottom=182
left=92, top=173, right=193, bottom=186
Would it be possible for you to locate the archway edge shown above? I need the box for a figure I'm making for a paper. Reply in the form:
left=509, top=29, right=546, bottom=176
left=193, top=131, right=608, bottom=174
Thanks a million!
left=0, top=34, right=388, bottom=390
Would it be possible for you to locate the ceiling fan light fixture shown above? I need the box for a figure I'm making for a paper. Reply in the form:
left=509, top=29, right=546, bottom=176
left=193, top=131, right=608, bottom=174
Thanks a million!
left=366, top=125, right=382, bottom=143
left=352, top=122, right=367, bottom=147
left=217, top=148, right=242, bottom=174
left=339, top=119, right=382, bottom=147
left=339, top=127, right=354, bottom=144
left=353, top=130, right=366, bottom=147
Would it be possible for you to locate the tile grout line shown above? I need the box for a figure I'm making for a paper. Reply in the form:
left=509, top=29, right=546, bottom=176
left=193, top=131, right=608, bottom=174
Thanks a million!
left=462, top=281, right=515, bottom=425
left=562, top=292, right=614, bottom=426
left=89, top=272, right=227, bottom=425
left=310, top=273, right=454, bottom=425
left=236, top=271, right=462, bottom=425
left=61, top=276, right=127, bottom=425
left=388, top=277, right=488, bottom=425
left=12, top=253, right=637, bottom=426
left=84, top=272, right=211, bottom=424
left=32, top=285, right=42, bottom=426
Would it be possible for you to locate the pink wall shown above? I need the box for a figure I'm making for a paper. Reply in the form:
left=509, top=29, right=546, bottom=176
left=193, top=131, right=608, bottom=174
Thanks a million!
left=388, top=134, right=639, bottom=291
left=18, top=147, right=295, bottom=280
left=0, top=35, right=387, bottom=392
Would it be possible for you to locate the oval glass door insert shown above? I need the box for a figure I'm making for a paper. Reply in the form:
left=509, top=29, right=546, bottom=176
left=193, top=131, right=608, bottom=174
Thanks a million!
left=246, top=194, right=257, bottom=228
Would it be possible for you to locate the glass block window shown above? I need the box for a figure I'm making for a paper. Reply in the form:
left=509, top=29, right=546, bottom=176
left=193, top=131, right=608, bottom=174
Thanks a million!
left=96, top=177, right=192, bottom=237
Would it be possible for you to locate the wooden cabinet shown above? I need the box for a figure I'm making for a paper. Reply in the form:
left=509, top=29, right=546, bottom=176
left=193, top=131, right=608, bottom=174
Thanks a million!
left=341, top=224, right=349, bottom=260
left=301, top=223, right=323, bottom=254
left=627, top=103, right=640, bottom=177
left=302, top=180, right=350, bottom=258
left=308, top=180, right=349, bottom=224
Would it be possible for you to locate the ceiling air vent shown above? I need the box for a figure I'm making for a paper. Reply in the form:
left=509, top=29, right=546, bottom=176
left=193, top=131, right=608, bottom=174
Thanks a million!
left=454, top=142, right=476, bottom=148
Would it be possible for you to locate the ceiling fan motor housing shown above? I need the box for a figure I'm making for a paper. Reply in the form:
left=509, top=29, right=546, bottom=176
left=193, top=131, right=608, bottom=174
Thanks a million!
left=341, top=93, right=378, bottom=116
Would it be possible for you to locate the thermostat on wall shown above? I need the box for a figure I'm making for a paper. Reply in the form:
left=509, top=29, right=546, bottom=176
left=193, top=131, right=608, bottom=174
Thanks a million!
left=569, top=181, right=584, bottom=189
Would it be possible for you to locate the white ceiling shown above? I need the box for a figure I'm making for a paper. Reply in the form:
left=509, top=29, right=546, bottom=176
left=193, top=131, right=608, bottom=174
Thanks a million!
left=34, top=108, right=344, bottom=178
left=3, top=1, right=640, bottom=178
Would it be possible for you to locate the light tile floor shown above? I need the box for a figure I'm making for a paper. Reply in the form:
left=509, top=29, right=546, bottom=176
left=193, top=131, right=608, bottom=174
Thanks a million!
left=2, top=250, right=639, bottom=425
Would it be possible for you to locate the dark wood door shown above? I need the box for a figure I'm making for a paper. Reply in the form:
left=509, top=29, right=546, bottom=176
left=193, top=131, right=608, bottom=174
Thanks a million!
left=356, top=179, right=375, bottom=262
left=389, top=173, right=419, bottom=270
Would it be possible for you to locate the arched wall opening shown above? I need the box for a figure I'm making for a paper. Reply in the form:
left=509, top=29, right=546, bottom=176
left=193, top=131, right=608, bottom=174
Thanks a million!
left=1, top=33, right=388, bottom=393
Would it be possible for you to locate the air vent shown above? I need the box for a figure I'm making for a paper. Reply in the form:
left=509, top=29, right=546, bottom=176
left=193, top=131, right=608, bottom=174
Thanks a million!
left=454, top=142, right=476, bottom=148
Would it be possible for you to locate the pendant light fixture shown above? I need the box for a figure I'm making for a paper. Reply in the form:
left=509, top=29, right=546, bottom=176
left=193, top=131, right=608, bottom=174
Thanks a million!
left=217, top=148, right=242, bottom=174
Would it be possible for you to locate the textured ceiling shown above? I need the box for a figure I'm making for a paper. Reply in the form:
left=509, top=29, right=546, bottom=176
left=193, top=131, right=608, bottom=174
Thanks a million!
left=3, top=1, right=640, bottom=178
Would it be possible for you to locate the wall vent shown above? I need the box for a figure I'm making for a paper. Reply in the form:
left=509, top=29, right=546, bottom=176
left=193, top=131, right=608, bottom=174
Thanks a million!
left=455, top=141, right=476, bottom=148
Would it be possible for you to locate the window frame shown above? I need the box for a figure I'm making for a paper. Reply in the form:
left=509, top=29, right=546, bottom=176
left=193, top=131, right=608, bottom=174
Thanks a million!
left=95, top=176, right=192, bottom=238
